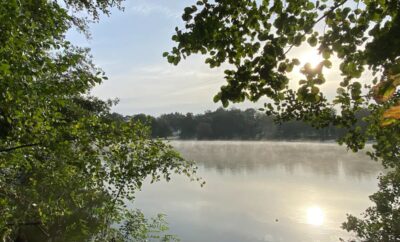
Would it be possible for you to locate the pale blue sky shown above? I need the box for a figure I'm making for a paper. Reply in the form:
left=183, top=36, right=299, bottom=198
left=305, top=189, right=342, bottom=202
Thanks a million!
left=68, top=0, right=241, bottom=116
left=67, top=0, right=357, bottom=116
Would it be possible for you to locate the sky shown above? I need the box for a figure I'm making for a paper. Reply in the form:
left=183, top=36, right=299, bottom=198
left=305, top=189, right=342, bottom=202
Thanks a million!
left=67, top=0, right=230, bottom=116
left=67, top=0, right=361, bottom=116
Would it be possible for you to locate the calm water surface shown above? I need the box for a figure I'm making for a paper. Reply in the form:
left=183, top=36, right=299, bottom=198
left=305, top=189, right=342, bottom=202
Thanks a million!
left=134, top=141, right=382, bottom=242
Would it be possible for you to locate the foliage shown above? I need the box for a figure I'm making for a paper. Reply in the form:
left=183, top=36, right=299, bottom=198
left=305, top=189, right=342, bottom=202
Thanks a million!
left=167, top=0, right=400, bottom=240
left=0, top=0, right=199, bottom=241
left=129, top=107, right=365, bottom=140
left=131, top=114, right=173, bottom=138
left=342, top=169, right=400, bottom=241
left=92, top=210, right=179, bottom=242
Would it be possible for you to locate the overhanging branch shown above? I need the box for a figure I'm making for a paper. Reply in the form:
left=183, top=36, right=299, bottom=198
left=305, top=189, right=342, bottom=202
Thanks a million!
left=0, top=143, right=40, bottom=153
left=284, top=0, right=349, bottom=55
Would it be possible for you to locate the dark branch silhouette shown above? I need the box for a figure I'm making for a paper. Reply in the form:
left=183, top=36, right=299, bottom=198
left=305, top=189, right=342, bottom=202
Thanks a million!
left=0, top=143, right=40, bottom=153
left=284, top=0, right=348, bottom=55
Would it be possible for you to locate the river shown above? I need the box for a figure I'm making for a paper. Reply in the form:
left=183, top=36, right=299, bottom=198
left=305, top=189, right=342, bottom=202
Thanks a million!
left=134, top=141, right=382, bottom=242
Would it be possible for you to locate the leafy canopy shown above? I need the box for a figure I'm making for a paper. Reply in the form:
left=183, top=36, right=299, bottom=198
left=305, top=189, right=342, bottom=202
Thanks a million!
left=166, top=0, right=400, bottom=165
left=167, top=0, right=400, bottom=240
left=0, top=0, right=199, bottom=241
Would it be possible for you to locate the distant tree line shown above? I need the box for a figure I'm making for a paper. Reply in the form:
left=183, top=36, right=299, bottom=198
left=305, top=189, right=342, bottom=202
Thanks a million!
left=111, top=108, right=369, bottom=141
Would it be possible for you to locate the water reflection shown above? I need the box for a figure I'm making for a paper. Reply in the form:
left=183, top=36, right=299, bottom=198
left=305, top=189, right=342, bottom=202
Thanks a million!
left=134, top=141, right=383, bottom=242
left=171, top=140, right=382, bottom=180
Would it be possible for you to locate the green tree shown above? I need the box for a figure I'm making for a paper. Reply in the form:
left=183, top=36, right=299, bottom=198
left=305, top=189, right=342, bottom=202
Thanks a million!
left=167, top=0, right=400, bottom=240
left=151, top=108, right=350, bottom=140
left=159, top=113, right=186, bottom=134
left=179, top=113, right=198, bottom=139
left=131, top=114, right=173, bottom=138
left=0, top=0, right=200, bottom=241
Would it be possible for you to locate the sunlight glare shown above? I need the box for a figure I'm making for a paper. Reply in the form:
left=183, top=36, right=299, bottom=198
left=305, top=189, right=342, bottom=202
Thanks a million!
left=306, top=206, right=324, bottom=226
left=300, top=50, right=323, bottom=69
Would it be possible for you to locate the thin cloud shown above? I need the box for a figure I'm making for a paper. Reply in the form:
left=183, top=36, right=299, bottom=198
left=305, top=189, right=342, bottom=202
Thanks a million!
left=91, top=58, right=224, bottom=114
left=128, top=1, right=180, bottom=19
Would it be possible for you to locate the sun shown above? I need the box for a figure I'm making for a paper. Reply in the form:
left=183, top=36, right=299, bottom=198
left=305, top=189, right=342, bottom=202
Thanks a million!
left=300, top=50, right=323, bottom=69
left=306, top=206, right=324, bottom=226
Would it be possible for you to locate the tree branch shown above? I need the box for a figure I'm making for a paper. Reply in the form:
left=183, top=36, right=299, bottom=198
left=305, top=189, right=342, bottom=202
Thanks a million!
left=6, top=221, right=50, bottom=237
left=6, top=221, right=41, bottom=226
left=0, top=143, right=40, bottom=153
left=284, top=0, right=349, bottom=55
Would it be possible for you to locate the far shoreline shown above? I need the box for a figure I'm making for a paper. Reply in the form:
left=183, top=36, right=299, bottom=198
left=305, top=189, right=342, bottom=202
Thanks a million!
left=166, top=139, right=375, bottom=146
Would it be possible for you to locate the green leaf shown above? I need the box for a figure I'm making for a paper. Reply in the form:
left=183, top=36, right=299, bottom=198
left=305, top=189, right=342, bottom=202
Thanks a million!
left=307, top=36, right=318, bottom=47
left=322, top=59, right=332, bottom=68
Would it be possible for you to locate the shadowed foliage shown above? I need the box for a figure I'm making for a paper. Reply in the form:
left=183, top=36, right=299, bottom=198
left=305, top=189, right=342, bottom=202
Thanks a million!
left=0, top=1, right=200, bottom=241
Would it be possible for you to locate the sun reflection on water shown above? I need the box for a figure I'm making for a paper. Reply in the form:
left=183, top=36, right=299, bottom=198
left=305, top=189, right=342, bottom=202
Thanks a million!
left=306, top=206, right=324, bottom=226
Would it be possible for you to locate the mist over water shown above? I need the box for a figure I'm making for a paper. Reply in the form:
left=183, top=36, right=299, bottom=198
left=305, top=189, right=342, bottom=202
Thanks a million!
left=134, top=141, right=382, bottom=242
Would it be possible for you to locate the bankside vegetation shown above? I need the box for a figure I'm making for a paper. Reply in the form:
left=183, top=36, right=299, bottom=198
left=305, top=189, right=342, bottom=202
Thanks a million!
left=166, top=0, right=400, bottom=240
left=125, top=108, right=369, bottom=140
left=0, top=1, right=199, bottom=241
